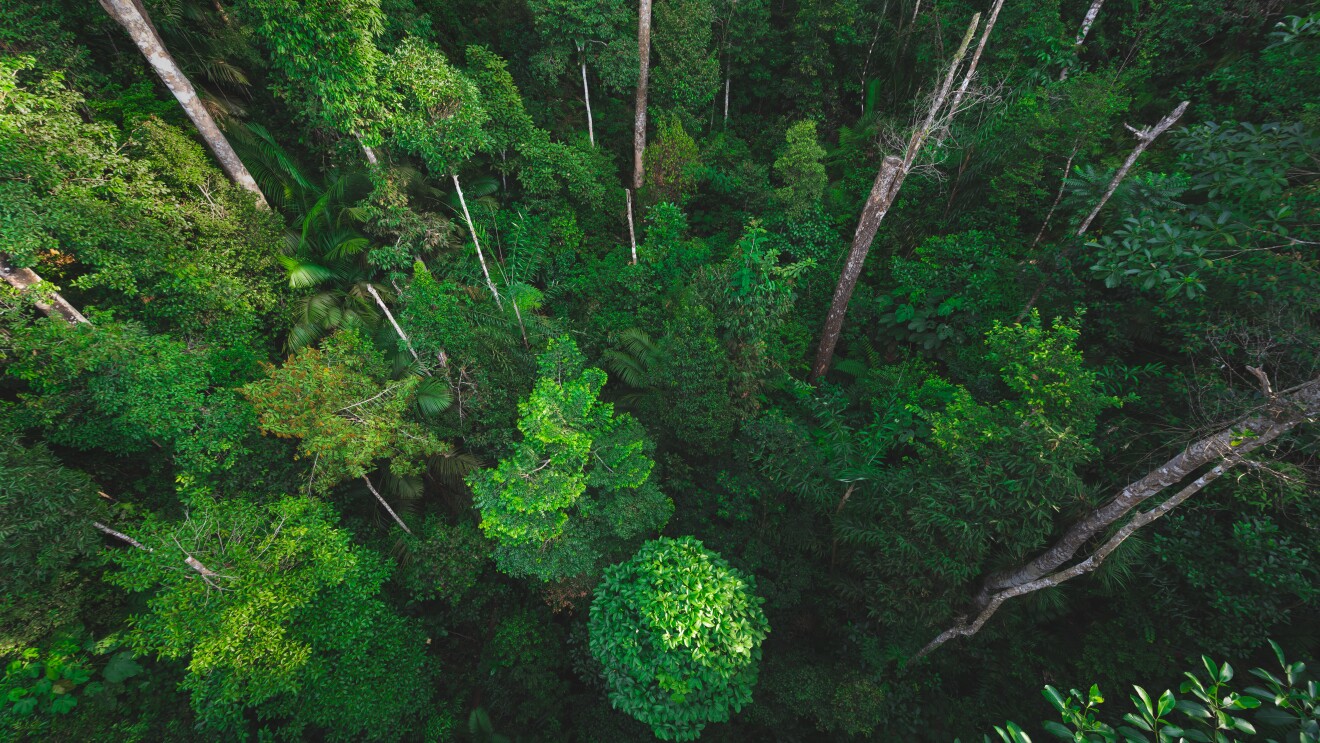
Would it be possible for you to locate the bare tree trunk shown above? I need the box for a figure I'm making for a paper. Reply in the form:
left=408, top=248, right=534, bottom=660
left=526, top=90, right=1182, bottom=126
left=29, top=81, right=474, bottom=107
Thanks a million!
left=362, top=476, right=414, bottom=535
left=98, top=0, right=267, bottom=207
left=1, top=255, right=90, bottom=325
left=626, top=189, right=639, bottom=264
left=94, top=521, right=152, bottom=551
left=1014, top=100, right=1189, bottom=323
left=946, top=0, right=1006, bottom=118
left=365, top=283, right=424, bottom=369
left=917, top=373, right=1320, bottom=659
left=633, top=0, right=653, bottom=190
left=1030, top=144, right=1080, bottom=249
left=452, top=174, right=502, bottom=309
left=809, top=13, right=982, bottom=382
left=356, top=133, right=380, bottom=165
left=578, top=46, right=596, bottom=147
left=1076, top=100, right=1189, bottom=234
left=1060, top=0, right=1107, bottom=80
left=723, top=75, right=733, bottom=123
left=94, top=520, right=224, bottom=579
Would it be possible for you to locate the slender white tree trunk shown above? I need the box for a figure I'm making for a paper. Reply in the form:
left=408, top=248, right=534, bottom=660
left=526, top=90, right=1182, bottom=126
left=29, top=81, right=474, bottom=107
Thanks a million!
left=578, top=44, right=596, bottom=147
left=362, top=476, right=414, bottom=535
left=365, top=283, right=424, bottom=369
left=452, top=174, right=502, bottom=309
left=98, top=0, right=267, bottom=207
left=1061, top=0, right=1107, bottom=80
left=946, top=0, right=1006, bottom=118
left=0, top=255, right=90, bottom=325
left=626, top=189, right=638, bottom=264
left=1075, top=100, right=1189, bottom=235
left=633, top=0, right=653, bottom=190
left=723, top=75, right=731, bottom=123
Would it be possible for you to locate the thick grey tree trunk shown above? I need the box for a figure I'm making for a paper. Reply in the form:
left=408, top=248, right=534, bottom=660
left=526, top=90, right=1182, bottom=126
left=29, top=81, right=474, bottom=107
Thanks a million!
left=98, top=0, right=267, bottom=206
left=633, top=0, right=653, bottom=190
left=809, top=13, right=982, bottom=382
left=0, top=256, right=90, bottom=325
left=917, top=372, right=1320, bottom=659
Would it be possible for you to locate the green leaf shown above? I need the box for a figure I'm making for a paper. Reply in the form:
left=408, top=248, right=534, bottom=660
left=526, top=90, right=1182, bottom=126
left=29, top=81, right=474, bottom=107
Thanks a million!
left=102, top=651, right=144, bottom=684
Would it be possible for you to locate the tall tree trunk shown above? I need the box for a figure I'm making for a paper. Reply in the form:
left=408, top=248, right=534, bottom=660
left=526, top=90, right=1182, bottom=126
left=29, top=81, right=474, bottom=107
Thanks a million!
left=917, top=373, right=1320, bottom=659
left=626, top=188, right=639, bottom=264
left=98, top=0, right=267, bottom=207
left=578, top=44, right=596, bottom=147
left=362, top=476, right=414, bottom=535
left=365, top=283, right=424, bottom=369
left=1, top=255, right=90, bottom=325
left=946, top=0, right=1006, bottom=118
left=723, top=75, right=730, bottom=123
left=1014, top=100, right=1189, bottom=322
left=452, top=174, right=502, bottom=310
left=633, top=0, right=653, bottom=190
left=1060, top=0, right=1107, bottom=80
left=809, top=13, right=982, bottom=382
left=1075, top=100, right=1189, bottom=234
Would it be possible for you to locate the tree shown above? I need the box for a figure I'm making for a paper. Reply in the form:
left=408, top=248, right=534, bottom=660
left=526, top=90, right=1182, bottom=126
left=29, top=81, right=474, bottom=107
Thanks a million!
left=103, top=494, right=440, bottom=738
left=466, top=336, right=672, bottom=582
left=773, top=120, right=827, bottom=216
left=588, top=536, right=770, bottom=741
left=810, top=7, right=993, bottom=381
left=97, top=0, right=266, bottom=204
left=921, top=370, right=1320, bottom=658
left=633, top=0, right=654, bottom=190
left=526, top=0, right=637, bottom=147
left=241, top=329, right=449, bottom=507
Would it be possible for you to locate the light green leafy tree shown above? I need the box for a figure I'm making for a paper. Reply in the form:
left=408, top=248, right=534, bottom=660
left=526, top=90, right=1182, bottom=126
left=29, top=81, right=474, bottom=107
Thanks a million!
left=588, top=536, right=770, bottom=741
left=467, top=336, right=672, bottom=582
left=241, top=329, right=449, bottom=495
left=773, top=120, right=828, bottom=216
left=104, top=494, right=440, bottom=739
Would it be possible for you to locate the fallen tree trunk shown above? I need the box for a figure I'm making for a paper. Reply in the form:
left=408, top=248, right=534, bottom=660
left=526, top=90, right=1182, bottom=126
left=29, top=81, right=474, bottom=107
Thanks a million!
left=1, top=255, right=90, bottom=325
left=917, top=372, right=1320, bottom=659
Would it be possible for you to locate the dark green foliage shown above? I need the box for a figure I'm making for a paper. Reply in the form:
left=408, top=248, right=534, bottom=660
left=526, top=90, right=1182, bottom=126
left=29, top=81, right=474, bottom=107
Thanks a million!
left=2, top=0, right=1318, bottom=739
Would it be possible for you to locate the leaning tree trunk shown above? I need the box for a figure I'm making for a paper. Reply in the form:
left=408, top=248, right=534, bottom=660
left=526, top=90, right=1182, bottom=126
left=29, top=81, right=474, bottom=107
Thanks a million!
left=1060, top=0, right=1107, bottom=80
left=809, top=12, right=983, bottom=382
left=578, top=43, right=596, bottom=147
left=916, top=372, right=1320, bottom=659
left=452, top=175, right=503, bottom=309
left=98, top=0, right=267, bottom=207
left=1, top=255, right=90, bottom=325
left=633, top=0, right=653, bottom=190
left=1013, top=100, right=1189, bottom=322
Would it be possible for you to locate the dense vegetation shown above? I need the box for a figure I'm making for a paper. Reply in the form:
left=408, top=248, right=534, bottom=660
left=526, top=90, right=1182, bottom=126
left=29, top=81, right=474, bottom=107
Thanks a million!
left=0, top=0, right=1317, bottom=740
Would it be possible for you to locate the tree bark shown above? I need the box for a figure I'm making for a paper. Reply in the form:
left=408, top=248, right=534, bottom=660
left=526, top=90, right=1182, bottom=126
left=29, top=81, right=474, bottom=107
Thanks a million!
left=1060, top=0, right=1107, bottom=80
left=1014, top=100, right=1189, bottom=323
left=365, top=283, right=424, bottom=369
left=809, top=13, right=982, bottom=382
left=915, top=375, right=1320, bottom=659
left=579, top=45, right=596, bottom=147
left=946, top=0, right=1006, bottom=119
left=626, top=189, right=638, bottom=264
left=723, top=75, right=730, bottom=123
left=1075, top=100, right=1189, bottom=235
left=452, top=174, right=502, bottom=309
left=633, top=0, right=653, bottom=190
left=362, top=476, right=414, bottom=535
left=1, top=255, right=90, bottom=325
left=98, top=0, right=267, bottom=207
